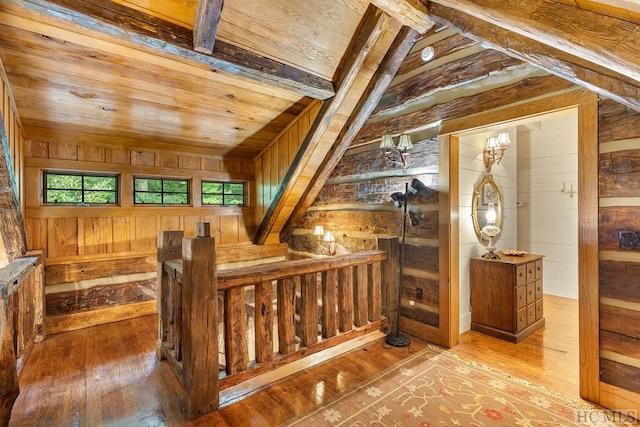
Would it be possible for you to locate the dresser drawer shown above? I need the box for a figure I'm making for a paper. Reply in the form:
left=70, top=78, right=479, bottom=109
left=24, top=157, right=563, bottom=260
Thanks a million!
left=526, top=283, right=536, bottom=305
left=527, top=304, right=536, bottom=326
left=516, top=264, right=526, bottom=287
left=536, top=299, right=543, bottom=320
left=516, top=307, right=528, bottom=331
left=535, top=280, right=543, bottom=301
left=526, top=262, right=535, bottom=283
left=535, top=260, right=543, bottom=280
left=516, top=286, right=527, bottom=309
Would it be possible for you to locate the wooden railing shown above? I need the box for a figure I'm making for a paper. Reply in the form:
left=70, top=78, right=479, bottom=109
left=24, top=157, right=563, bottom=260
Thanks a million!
left=0, top=252, right=45, bottom=425
left=156, top=227, right=389, bottom=419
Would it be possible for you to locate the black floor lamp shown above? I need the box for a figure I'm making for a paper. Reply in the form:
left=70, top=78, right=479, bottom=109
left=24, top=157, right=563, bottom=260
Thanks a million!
left=385, top=180, right=423, bottom=347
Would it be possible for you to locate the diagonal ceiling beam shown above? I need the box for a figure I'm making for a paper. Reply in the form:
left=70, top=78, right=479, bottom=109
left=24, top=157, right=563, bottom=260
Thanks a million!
left=429, top=0, right=640, bottom=85
left=428, top=3, right=640, bottom=112
left=193, top=0, right=224, bottom=55
left=370, top=0, right=434, bottom=33
left=280, top=26, right=421, bottom=242
left=253, top=5, right=390, bottom=245
left=4, top=0, right=335, bottom=100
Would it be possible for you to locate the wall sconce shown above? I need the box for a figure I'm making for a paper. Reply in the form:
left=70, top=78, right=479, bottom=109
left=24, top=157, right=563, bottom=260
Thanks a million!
left=561, top=182, right=577, bottom=199
left=380, top=134, right=413, bottom=173
left=313, top=225, right=325, bottom=238
left=322, top=230, right=336, bottom=256
left=483, top=132, right=511, bottom=173
left=481, top=202, right=501, bottom=259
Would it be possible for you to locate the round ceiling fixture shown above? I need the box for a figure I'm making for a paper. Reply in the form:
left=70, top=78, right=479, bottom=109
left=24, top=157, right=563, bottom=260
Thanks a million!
left=421, top=46, right=435, bottom=62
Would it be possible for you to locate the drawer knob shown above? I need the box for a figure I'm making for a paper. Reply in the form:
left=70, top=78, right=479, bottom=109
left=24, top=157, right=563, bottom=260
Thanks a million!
left=520, top=317, right=525, bottom=322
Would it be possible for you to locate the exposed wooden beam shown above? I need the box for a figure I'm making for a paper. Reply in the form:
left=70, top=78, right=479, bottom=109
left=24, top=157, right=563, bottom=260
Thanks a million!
left=430, top=0, right=640, bottom=85
left=0, top=121, right=27, bottom=261
left=5, top=0, right=335, bottom=100
left=253, top=5, right=390, bottom=245
left=352, top=74, right=574, bottom=147
left=370, top=0, right=435, bottom=33
left=193, top=0, right=224, bottom=55
left=428, top=3, right=640, bottom=112
left=373, top=49, right=524, bottom=117
left=280, top=26, right=421, bottom=242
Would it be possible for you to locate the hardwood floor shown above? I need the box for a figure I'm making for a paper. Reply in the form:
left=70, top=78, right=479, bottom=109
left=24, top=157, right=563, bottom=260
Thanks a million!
left=10, top=295, right=583, bottom=426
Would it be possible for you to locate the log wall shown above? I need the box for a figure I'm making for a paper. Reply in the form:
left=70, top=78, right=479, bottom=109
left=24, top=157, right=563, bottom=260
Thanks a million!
left=23, top=139, right=256, bottom=334
left=289, top=137, right=441, bottom=340
left=598, top=99, right=640, bottom=396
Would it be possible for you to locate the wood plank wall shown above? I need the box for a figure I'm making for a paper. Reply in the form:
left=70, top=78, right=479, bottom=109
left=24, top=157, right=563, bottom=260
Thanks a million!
left=254, top=100, right=321, bottom=224
left=289, top=137, right=441, bottom=339
left=597, top=99, right=640, bottom=396
left=0, top=58, right=25, bottom=267
left=23, top=140, right=256, bottom=334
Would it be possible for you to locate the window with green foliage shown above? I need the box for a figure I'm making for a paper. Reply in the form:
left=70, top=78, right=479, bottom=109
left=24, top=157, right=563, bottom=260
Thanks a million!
left=134, top=177, right=189, bottom=205
left=44, top=172, right=118, bottom=204
left=201, top=181, right=246, bottom=206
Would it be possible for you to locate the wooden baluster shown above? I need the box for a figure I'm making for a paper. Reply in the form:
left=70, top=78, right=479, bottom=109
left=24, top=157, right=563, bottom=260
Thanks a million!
left=174, top=275, right=183, bottom=361
left=368, top=262, right=382, bottom=321
left=255, top=281, right=273, bottom=363
left=181, top=235, right=218, bottom=418
left=300, top=273, right=318, bottom=347
left=277, top=277, right=296, bottom=355
left=338, top=267, right=354, bottom=332
left=378, top=237, right=399, bottom=334
left=224, top=287, right=248, bottom=374
left=353, top=264, right=368, bottom=327
left=167, top=276, right=175, bottom=351
left=156, top=230, right=183, bottom=361
left=321, top=270, right=338, bottom=338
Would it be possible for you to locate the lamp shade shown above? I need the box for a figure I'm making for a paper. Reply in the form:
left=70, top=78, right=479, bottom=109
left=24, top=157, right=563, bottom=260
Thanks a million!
left=380, top=134, right=396, bottom=150
left=486, top=202, right=497, bottom=224
left=313, top=225, right=324, bottom=236
left=496, top=132, right=511, bottom=146
left=397, top=134, right=413, bottom=150
left=485, top=136, right=500, bottom=149
left=323, top=231, right=336, bottom=242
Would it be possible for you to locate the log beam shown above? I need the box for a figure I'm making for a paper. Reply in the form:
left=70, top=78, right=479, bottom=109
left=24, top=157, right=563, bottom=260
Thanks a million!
left=279, top=26, right=420, bottom=242
left=253, top=5, right=389, bottom=244
left=5, top=0, right=335, bottom=100
left=352, top=74, right=573, bottom=147
left=428, top=3, right=640, bottom=112
left=370, top=0, right=434, bottom=33
left=0, top=115, right=26, bottom=262
left=429, top=0, right=640, bottom=86
left=193, top=0, right=224, bottom=55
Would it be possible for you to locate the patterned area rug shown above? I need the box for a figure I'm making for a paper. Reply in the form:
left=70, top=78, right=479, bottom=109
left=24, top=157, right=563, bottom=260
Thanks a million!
left=285, top=345, right=624, bottom=426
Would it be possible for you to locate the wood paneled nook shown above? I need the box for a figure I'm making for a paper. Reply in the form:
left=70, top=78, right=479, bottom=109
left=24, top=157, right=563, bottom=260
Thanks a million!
left=0, top=0, right=639, bottom=424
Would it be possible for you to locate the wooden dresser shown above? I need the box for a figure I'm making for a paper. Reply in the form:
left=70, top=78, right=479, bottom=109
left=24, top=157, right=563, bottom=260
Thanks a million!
left=470, top=254, right=545, bottom=343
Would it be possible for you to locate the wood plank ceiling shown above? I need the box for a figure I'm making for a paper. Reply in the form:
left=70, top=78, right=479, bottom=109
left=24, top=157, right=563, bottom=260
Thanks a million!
left=0, top=0, right=370, bottom=158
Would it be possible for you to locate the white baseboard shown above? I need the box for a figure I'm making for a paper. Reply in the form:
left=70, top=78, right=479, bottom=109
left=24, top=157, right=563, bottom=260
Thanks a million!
left=459, top=312, right=471, bottom=334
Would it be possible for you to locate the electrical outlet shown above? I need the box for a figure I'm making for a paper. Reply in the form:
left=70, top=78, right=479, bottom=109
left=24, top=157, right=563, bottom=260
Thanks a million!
left=416, top=288, right=423, bottom=300
left=409, top=300, right=415, bottom=306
